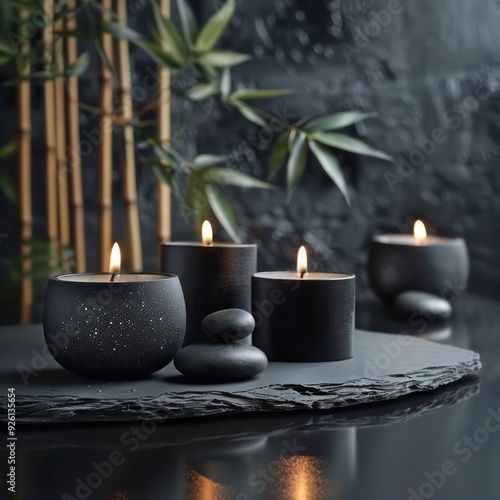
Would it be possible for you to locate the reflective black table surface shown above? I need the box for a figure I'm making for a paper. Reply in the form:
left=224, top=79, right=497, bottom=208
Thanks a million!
left=1, top=291, right=499, bottom=500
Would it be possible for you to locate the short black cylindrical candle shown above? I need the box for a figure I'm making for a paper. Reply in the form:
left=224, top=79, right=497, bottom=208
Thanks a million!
left=161, top=233, right=256, bottom=346
left=252, top=271, right=355, bottom=362
left=368, top=230, right=469, bottom=304
left=43, top=273, right=186, bottom=379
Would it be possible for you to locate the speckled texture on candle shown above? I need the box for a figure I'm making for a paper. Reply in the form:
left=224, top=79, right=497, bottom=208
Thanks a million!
left=42, top=273, right=186, bottom=379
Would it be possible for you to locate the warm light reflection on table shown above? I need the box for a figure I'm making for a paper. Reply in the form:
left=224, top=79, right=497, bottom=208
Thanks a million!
left=185, top=468, right=234, bottom=500
left=272, top=456, right=330, bottom=500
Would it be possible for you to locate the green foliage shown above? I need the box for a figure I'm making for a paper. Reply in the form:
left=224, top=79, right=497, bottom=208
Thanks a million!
left=286, top=133, right=308, bottom=198
left=194, top=0, right=235, bottom=53
left=142, top=143, right=273, bottom=242
left=0, top=240, right=75, bottom=297
left=268, top=112, right=393, bottom=203
left=302, top=111, right=378, bottom=132
left=308, top=140, right=350, bottom=205
left=176, top=0, right=198, bottom=47
left=0, top=141, right=16, bottom=202
left=205, top=184, right=240, bottom=243
left=2, top=0, right=393, bottom=245
left=312, top=131, right=393, bottom=161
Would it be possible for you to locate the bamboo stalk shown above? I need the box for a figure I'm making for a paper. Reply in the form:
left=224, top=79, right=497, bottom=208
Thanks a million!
left=42, top=0, right=59, bottom=271
left=98, top=0, right=114, bottom=271
left=65, top=0, right=86, bottom=272
left=114, top=0, right=142, bottom=271
left=156, top=0, right=172, bottom=258
left=54, top=16, right=71, bottom=269
left=17, top=10, right=32, bottom=324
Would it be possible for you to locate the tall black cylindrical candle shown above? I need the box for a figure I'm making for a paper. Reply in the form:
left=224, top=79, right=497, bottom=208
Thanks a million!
left=252, top=271, right=355, bottom=362
left=161, top=240, right=256, bottom=346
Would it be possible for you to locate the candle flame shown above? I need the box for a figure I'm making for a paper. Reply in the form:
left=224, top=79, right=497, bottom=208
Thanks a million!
left=413, top=220, right=427, bottom=243
left=202, top=220, right=213, bottom=246
left=297, top=246, right=308, bottom=277
left=109, top=242, right=121, bottom=274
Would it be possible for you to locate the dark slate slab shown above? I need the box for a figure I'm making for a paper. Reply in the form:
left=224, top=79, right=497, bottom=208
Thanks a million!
left=0, top=325, right=481, bottom=425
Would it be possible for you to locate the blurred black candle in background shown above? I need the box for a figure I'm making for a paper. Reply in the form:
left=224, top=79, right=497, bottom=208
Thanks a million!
left=161, top=221, right=257, bottom=346
left=368, top=220, right=469, bottom=304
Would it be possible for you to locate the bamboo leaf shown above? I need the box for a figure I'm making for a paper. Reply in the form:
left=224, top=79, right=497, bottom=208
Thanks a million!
left=201, top=167, right=273, bottom=189
left=205, top=184, right=241, bottom=243
left=0, top=140, right=16, bottom=159
left=194, top=202, right=212, bottom=229
left=220, top=67, right=231, bottom=100
left=269, top=131, right=289, bottom=180
left=312, top=132, right=393, bottom=161
left=66, top=52, right=89, bottom=76
left=288, top=128, right=297, bottom=151
left=0, top=169, right=16, bottom=202
left=147, top=139, right=184, bottom=168
left=136, top=40, right=181, bottom=68
left=94, top=38, right=114, bottom=74
left=153, top=165, right=183, bottom=203
left=150, top=0, right=187, bottom=63
left=183, top=172, right=211, bottom=225
left=176, top=0, right=199, bottom=47
left=303, top=112, right=377, bottom=132
left=185, top=173, right=208, bottom=211
left=194, top=0, right=235, bottom=53
left=308, top=140, right=350, bottom=205
left=196, top=62, right=218, bottom=82
left=193, top=154, right=227, bottom=166
left=229, top=88, right=291, bottom=101
left=185, top=82, right=219, bottom=100
left=102, top=21, right=142, bottom=42
left=286, top=133, right=308, bottom=197
left=0, top=39, right=16, bottom=56
left=231, top=100, right=268, bottom=127
left=197, top=50, right=250, bottom=67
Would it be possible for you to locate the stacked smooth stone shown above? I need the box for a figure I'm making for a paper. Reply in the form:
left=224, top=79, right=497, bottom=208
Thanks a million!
left=174, top=309, right=268, bottom=381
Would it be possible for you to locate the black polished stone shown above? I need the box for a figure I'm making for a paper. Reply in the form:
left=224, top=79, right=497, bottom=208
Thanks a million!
left=201, top=308, right=255, bottom=343
left=174, top=343, right=267, bottom=381
left=161, top=243, right=257, bottom=347
left=395, top=291, right=453, bottom=321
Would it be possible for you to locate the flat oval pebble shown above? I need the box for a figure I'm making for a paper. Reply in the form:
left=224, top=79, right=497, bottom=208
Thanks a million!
left=395, top=291, right=452, bottom=321
left=174, top=343, right=267, bottom=381
left=201, top=309, right=255, bottom=343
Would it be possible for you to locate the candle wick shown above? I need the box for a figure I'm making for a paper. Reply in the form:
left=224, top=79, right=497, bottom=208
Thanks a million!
left=300, top=270, right=306, bottom=279
left=110, top=273, right=119, bottom=282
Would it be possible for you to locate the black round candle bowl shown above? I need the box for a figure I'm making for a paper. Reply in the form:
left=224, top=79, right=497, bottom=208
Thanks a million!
left=368, top=235, right=469, bottom=304
left=251, top=272, right=355, bottom=362
left=43, top=273, right=186, bottom=380
left=161, top=243, right=257, bottom=346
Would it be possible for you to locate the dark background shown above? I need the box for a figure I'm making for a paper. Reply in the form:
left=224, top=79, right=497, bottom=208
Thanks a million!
left=1, top=0, right=500, bottom=324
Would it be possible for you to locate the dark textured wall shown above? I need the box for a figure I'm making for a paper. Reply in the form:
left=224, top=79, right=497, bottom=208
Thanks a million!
left=1, top=0, right=500, bottom=323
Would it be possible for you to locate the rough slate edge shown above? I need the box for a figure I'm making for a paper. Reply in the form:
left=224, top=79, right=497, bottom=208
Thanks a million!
left=0, top=326, right=482, bottom=425
left=4, top=357, right=481, bottom=425
left=15, top=378, right=481, bottom=451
